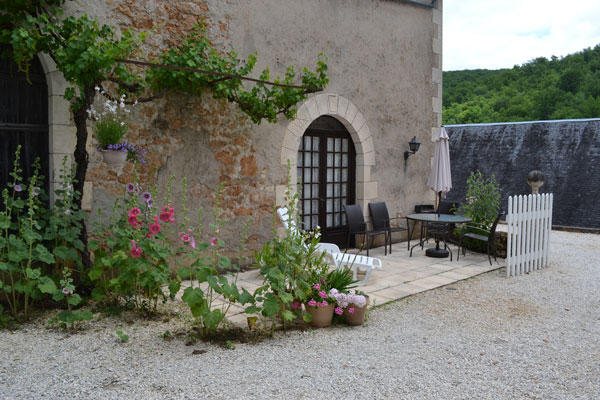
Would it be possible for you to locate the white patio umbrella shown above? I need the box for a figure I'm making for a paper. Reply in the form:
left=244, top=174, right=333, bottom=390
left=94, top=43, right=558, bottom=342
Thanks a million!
left=427, top=126, right=452, bottom=211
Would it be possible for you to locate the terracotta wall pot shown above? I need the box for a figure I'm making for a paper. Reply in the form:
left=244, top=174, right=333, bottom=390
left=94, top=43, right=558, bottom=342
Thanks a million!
left=343, top=295, right=370, bottom=326
left=305, top=302, right=335, bottom=327
left=101, top=149, right=127, bottom=165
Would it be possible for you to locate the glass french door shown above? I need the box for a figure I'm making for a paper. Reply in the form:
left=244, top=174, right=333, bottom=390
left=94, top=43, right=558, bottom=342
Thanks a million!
left=297, top=116, right=356, bottom=246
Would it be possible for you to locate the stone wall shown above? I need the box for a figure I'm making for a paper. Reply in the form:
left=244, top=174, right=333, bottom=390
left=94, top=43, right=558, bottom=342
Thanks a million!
left=46, top=0, right=442, bottom=255
left=446, top=119, right=600, bottom=229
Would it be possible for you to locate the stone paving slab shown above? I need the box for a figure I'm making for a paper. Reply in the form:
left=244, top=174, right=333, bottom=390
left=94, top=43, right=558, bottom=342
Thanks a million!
left=218, top=242, right=504, bottom=326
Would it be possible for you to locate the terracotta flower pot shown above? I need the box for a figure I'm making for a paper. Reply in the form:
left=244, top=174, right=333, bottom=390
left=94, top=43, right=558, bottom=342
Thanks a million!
left=101, top=149, right=127, bottom=165
left=305, top=302, right=335, bottom=328
left=343, top=295, right=370, bottom=326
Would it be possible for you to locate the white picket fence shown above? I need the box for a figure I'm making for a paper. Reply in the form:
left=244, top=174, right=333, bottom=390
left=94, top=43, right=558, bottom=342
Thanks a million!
left=506, top=193, right=553, bottom=277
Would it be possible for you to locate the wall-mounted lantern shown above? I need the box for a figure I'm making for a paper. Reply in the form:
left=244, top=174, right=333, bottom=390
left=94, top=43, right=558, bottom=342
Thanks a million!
left=404, top=136, right=421, bottom=160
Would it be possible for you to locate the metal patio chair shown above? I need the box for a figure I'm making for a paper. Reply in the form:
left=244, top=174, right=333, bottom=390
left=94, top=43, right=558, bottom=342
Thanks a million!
left=457, top=212, right=505, bottom=265
left=343, top=204, right=386, bottom=257
left=368, top=202, right=408, bottom=255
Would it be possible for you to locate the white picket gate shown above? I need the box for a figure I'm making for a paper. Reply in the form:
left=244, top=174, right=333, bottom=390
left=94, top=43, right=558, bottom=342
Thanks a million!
left=506, top=193, right=553, bottom=277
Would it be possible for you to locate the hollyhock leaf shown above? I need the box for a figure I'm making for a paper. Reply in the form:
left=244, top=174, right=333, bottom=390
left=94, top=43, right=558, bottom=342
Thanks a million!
left=37, top=276, right=57, bottom=294
left=281, top=310, right=296, bottom=321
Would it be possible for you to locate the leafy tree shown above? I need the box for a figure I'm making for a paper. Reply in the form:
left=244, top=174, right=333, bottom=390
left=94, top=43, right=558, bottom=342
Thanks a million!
left=1, top=0, right=329, bottom=268
left=443, top=44, right=600, bottom=124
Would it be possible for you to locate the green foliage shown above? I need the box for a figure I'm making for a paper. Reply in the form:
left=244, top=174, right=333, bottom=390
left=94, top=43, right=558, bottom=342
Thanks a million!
left=115, top=329, right=129, bottom=342
left=249, top=162, right=330, bottom=331
left=443, top=45, right=600, bottom=124
left=0, top=147, right=84, bottom=318
left=458, top=171, right=502, bottom=229
left=89, top=169, right=178, bottom=312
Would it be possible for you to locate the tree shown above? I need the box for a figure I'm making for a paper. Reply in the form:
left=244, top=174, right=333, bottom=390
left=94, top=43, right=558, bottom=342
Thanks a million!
left=1, top=0, right=329, bottom=268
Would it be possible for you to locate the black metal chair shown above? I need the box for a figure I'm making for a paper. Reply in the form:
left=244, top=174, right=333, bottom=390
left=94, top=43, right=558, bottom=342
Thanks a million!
left=368, top=202, right=408, bottom=255
left=457, top=212, right=504, bottom=265
left=343, top=204, right=387, bottom=256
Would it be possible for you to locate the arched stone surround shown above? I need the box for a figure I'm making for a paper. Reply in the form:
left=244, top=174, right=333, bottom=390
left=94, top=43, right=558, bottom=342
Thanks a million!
left=278, top=93, right=377, bottom=218
left=37, top=53, right=92, bottom=210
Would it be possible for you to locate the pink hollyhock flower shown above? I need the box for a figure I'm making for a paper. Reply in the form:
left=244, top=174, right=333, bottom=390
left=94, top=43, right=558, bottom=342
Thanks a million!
left=149, top=223, right=160, bottom=235
left=291, top=301, right=302, bottom=310
left=334, top=307, right=343, bottom=315
left=126, top=183, right=135, bottom=193
left=307, top=299, right=317, bottom=307
left=159, top=211, right=171, bottom=222
left=128, top=216, right=139, bottom=228
left=348, top=307, right=355, bottom=314
left=180, top=234, right=191, bottom=243
left=211, top=237, right=217, bottom=246
left=14, top=184, right=22, bottom=192
left=318, top=290, right=328, bottom=299
left=312, top=283, right=321, bottom=290
left=130, top=240, right=143, bottom=258
left=141, top=192, right=152, bottom=201
left=127, top=207, right=141, bottom=218
left=190, top=237, right=196, bottom=249
left=146, top=233, right=151, bottom=238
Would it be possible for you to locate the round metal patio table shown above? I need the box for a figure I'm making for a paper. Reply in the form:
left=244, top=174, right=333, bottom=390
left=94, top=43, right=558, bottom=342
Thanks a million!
left=406, top=213, right=471, bottom=259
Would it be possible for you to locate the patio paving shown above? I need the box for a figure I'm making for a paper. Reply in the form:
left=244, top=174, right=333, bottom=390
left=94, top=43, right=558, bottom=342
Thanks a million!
left=223, top=241, right=504, bottom=327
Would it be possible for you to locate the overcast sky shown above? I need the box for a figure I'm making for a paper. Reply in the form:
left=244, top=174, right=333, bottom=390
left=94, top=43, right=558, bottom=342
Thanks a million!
left=443, top=0, right=600, bottom=71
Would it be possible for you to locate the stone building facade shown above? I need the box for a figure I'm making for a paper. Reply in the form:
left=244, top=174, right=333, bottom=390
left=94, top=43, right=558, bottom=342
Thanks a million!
left=18, top=0, right=443, bottom=253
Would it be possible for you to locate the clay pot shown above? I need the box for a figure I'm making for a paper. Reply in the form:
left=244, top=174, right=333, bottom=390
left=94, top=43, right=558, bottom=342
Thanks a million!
left=305, top=302, right=335, bottom=328
left=101, top=149, right=127, bottom=165
left=343, top=295, right=370, bottom=326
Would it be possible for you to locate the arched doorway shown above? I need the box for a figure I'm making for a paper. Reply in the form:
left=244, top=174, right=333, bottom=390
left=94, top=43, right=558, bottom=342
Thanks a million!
left=0, top=53, right=49, bottom=196
left=297, top=116, right=356, bottom=245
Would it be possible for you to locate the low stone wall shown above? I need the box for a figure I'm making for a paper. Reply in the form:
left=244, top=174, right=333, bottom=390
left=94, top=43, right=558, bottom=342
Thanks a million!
left=446, top=119, right=600, bottom=229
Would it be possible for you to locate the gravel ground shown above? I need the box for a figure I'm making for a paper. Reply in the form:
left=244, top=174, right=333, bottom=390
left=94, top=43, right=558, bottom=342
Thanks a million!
left=1, top=230, right=599, bottom=399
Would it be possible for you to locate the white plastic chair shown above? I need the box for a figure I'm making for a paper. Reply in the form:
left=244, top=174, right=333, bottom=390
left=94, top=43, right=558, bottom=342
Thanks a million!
left=276, top=207, right=382, bottom=286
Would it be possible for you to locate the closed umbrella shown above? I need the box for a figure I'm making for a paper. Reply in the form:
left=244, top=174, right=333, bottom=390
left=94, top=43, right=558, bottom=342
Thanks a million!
left=425, top=126, right=452, bottom=258
left=427, top=126, right=452, bottom=208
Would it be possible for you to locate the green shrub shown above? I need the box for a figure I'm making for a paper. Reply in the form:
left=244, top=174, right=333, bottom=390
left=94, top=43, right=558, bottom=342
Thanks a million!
left=0, top=146, right=85, bottom=319
left=458, top=171, right=501, bottom=229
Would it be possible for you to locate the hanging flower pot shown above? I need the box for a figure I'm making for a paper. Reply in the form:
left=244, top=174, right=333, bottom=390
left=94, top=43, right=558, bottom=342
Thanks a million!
left=101, top=149, right=128, bottom=166
left=305, top=302, right=335, bottom=328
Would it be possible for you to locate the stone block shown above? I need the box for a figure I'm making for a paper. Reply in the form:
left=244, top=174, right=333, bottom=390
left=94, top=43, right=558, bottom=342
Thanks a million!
left=357, top=123, right=371, bottom=144
left=353, top=112, right=366, bottom=132
left=38, top=53, right=57, bottom=74
left=46, top=70, right=70, bottom=97
left=328, top=94, right=338, bottom=113
left=315, top=94, right=329, bottom=116
left=305, top=97, right=319, bottom=120
left=337, top=96, right=349, bottom=119
left=432, top=38, right=442, bottom=55
left=432, top=67, right=442, bottom=84
left=48, top=95, right=72, bottom=126
left=280, top=146, right=297, bottom=166
left=345, top=102, right=358, bottom=125
left=356, top=165, right=371, bottom=182
left=282, top=132, right=301, bottom=151
left=275, top=184, right=290, bottom=207
left=357, top=181, right=378, bottom=200
left=432, top=97, right=442, bottom=114
left=360, top=136, right=375, bottom=154
left=296, top=105, right=311, bottom=121
left=81, top=181, right=93, bottom=211
left=288, top=119, right=307, bottom=137
left=49, top=152, right=73, bottom=182
left=49, top=124, right=77, bottom=153
left=433, top=8, right=442, bottom=25
left=357, top=151, right=375, bottom=166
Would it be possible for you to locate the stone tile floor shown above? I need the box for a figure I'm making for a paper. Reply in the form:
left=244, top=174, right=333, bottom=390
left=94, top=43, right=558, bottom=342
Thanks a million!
left=219, top=240, right=504, bottom=327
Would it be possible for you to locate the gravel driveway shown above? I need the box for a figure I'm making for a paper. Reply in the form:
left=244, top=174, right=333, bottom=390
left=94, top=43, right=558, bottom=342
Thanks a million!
left=1, top=230, right=598, bottom=399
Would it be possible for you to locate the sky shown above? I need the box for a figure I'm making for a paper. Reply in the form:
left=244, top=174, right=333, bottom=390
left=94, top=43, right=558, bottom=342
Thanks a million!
left=443, top=0, right=600, bottom=71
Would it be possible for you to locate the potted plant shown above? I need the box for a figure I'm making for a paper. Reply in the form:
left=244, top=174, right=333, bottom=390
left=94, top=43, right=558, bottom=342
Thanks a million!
left=89, top=89, right=138, bottom=165
left=332, top=290, right=369, bottom=326
left=304, top=278, right=336, bottom=328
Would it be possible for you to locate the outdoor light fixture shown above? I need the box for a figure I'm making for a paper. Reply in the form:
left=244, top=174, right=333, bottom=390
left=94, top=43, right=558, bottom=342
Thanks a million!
left=404, top=136, right=421, bottom=160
